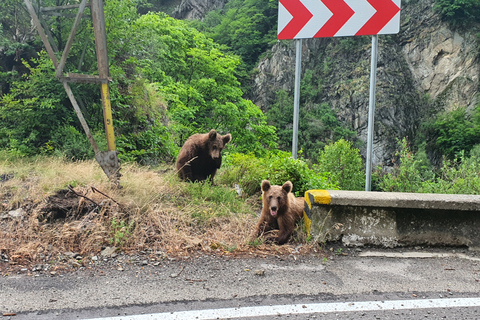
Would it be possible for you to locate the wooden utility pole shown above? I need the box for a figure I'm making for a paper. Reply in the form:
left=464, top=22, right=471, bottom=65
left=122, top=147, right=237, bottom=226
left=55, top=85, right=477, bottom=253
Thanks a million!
left=24, top=0, right=121, bottom=186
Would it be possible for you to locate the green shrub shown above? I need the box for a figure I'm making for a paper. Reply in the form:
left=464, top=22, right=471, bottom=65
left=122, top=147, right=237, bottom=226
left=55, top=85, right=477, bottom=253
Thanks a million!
left=423, top=106, right=480, bottom=164
left=315, top=139, right=365, bottom=191
left=421, top=148, right=480, bottom=194
left=217, top=151, right=335, bottom=196
left=376, top=138, right=480, bottom=195
left=375, top=138, right=432, bottom=192
left=47, top=126, right=107, bottom=160
left=434, top=0, right=480, bottom=28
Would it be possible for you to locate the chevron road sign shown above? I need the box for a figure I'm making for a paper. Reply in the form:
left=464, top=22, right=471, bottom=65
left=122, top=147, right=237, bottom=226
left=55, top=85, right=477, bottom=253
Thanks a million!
left=278, top=0, right=401, bottom=40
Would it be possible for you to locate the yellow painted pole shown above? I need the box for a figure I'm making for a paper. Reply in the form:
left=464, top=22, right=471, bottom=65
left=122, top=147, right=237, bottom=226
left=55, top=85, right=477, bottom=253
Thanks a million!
left=101, top=82, right=115, bottom=151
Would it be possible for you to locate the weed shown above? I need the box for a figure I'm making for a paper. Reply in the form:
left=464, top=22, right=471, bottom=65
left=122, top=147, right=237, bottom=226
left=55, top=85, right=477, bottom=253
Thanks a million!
left=109, top=218, right=134, bottom=247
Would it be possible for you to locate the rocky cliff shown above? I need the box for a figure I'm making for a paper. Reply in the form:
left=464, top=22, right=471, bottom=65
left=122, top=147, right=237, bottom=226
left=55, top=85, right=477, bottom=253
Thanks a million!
left=250, top=0, right=479, bottom=166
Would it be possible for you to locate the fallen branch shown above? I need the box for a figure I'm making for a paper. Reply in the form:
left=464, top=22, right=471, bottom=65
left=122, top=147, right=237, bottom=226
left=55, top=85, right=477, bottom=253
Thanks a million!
left=91, top=186, right=120, bottom=205
left=68, top=185, right=100, bottom=207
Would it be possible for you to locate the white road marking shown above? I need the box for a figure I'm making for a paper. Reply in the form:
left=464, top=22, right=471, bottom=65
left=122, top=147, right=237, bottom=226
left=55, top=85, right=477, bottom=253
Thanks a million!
left=89, top=297, right=480, bottom=320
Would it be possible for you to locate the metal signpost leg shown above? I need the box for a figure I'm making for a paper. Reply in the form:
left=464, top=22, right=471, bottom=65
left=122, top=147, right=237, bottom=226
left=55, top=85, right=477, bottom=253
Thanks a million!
left=365, top=35, right=378, bottom=191
left=292, top=39, right=302, bottom=159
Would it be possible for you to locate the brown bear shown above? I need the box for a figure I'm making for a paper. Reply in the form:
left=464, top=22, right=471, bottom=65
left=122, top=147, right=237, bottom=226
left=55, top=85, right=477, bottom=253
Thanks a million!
left=176, top=129, right=232, bottom=182
left=250, top=180, right=305, bottom=245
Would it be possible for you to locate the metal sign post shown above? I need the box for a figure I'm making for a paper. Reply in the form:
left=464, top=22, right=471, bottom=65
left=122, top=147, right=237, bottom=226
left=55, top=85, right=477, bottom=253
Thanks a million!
left=365, top=35, right=378, bottom=191
left=292, top=39, right=302, bottom=159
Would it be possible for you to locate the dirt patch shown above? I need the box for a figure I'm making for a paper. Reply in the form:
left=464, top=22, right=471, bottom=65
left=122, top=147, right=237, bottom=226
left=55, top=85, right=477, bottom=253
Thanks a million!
left=38, top=188, right=97, bottom=221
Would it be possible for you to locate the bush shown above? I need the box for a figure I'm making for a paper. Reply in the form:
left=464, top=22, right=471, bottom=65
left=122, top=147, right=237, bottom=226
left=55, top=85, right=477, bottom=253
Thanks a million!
left=421, top=148, right=480, bottom=194
left=217, top=151, right=336, bottom=196
left=434, top=0, right=480, bottom=29
left=376, top=138, right=480, bottom=195
left=423, top=106, right=480, bottom=165
left=375, top=138, right=433, bottom=193
left=315, top=139, right=365, bottom=191
left=49, top=126, right=107, bottom=160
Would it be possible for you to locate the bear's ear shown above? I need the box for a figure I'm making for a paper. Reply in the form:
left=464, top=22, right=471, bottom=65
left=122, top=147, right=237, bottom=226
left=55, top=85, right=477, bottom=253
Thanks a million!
left=282, top=181, right=293, bottom=193
left=208, top=129, right=217, bottom=141
left=223, top=133, right=232, bottom=145
left=261, top=180, right=271, bottom=192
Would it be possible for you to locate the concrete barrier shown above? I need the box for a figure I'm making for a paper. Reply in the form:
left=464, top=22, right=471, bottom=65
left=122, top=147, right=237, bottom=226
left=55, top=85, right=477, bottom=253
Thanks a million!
left=303, top=190, right=480, bottom=250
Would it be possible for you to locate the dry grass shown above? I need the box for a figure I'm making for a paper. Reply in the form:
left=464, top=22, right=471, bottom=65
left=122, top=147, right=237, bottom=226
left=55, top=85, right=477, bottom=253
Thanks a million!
left=0, top=154, right=322, bottom=270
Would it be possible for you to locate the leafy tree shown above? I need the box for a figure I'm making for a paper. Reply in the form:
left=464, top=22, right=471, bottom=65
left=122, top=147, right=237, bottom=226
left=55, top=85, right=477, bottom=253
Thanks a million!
left=0, top=53, right=70, bottom=155
left=128, top=12, right=277, bottom=156
left=194, top=0, right=278, bottom=71
left=0, top=0, right=38, bottom=94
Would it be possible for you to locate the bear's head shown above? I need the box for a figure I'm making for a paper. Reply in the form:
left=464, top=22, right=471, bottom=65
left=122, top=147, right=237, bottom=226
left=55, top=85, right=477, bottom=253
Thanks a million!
left=261, top=180, right=293, bottom=217
left=207, top=129, right=231, bottom=161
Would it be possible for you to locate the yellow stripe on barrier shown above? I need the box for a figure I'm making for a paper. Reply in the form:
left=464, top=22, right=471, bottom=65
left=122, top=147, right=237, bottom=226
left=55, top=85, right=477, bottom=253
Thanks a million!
left=303, top=190, right=331, bottom=237
left=308, top=190, right=332, bottom=204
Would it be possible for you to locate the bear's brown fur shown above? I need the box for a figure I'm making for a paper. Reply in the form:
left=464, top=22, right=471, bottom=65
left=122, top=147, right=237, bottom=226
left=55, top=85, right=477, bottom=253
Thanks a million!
left=176, top=129, right=232, bottom=182
left=250, top=180, right=304, bottom=245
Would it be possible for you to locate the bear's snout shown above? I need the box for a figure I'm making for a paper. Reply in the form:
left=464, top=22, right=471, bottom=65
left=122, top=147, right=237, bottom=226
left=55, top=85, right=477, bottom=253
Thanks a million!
left=270, top=206, right=278, bottom=216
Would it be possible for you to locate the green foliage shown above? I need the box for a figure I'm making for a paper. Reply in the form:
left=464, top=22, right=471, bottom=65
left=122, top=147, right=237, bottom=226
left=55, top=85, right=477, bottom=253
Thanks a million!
left=434, top=0, right=480, bottom=28
left=195, top=0, right=278, bottom=71
left=375, top=138, right=480, bottom=194
left=315, top=139, right=365, bottom=191
left=0, top=53, right=70, bottom=155
left=423, top=106, right=480, bottom=164
left=421, top=147, right=480, bottom=194
left=375, top=138, right=431, bottom=192
left=267, top=90, right=356, bottom=161
left=49, top=126, right=107, bottom=160
left=0, top=1, right=277, bottom=162
left=109, top=218, right=135, bottom=247
left=217, top=151, right=336, bottom=196
left=126, top=12, right=277, bottom=156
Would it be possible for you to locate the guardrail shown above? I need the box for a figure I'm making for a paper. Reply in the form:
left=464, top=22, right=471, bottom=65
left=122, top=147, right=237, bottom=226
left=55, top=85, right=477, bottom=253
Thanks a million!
left=303, top=190, right=480, bottom=250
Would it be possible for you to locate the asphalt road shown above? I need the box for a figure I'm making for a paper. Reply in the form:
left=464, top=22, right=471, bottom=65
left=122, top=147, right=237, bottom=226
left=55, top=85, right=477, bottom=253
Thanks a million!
left=1, top=246, right=480, bottom=319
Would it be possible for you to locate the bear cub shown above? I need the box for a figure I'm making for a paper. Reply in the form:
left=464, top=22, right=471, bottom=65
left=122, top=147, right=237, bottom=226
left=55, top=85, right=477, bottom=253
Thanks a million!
left=251, top=180, right=305, bottom=245
left=176, top=129, right=231, bottom=183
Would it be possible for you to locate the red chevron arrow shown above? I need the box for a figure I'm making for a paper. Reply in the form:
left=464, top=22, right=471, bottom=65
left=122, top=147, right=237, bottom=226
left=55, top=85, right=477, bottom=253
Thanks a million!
left=355, top=0, right=401, bottom=36
left=278, top=0, right=313, bottom=40
left=314, top=0, right=354, bottom=38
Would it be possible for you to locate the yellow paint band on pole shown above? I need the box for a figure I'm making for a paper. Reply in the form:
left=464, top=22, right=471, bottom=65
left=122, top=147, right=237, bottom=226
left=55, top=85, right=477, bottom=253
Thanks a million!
left=101, top=83, right=116, bottom=151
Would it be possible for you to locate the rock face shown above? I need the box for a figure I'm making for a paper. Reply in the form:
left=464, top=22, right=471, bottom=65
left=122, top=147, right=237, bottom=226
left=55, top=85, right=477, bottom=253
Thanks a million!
left=172, top=0, right=227, bottom=20
left=400, top=0, right=479, bottom=112
left=250, top=0, right=479, bottom=166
